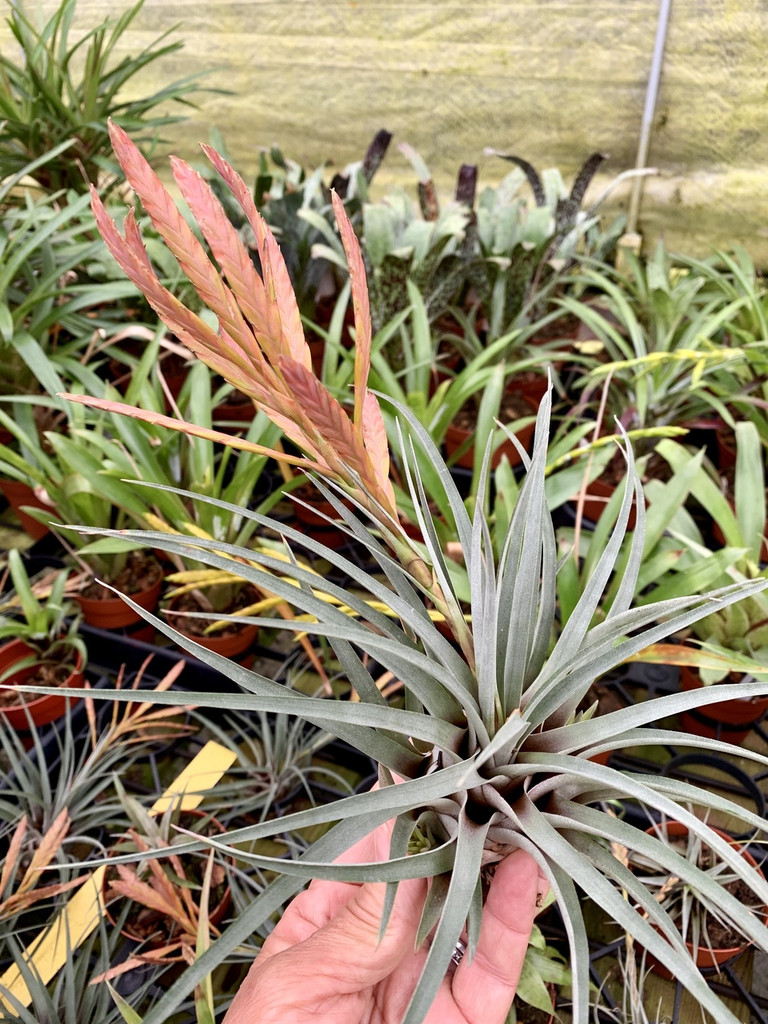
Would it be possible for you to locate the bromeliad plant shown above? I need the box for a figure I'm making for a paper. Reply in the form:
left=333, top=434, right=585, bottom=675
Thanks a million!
left=0, top=0, right=208, bottom=194
left=57, top=123, right=768, bottom=1024
left=469, top=150, right=638, bottom=340
left=638, top=428, right=768, bottom=683
left=559, top=243, right=754, bottom=434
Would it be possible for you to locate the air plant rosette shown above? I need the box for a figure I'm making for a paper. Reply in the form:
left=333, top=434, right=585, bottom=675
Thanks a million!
left=101, top=803, right=232, bottom=962
left=38, top=121, right=768, bottom=1024
left=626, top=819, right=768, bottom=977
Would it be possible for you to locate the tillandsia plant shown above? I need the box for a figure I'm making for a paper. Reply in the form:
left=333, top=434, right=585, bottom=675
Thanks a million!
left=98, top=783, right=232, bottom=982
left=51, top=123, right=768, bottom=1024
left=0, top=917, right=171, bottom=1024
left=0, top=659, right=194, bottom=956
left=622, top=818, right=765, bottom=960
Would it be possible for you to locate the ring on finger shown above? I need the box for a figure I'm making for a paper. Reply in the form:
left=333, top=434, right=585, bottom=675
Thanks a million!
left=448, top=938, right=467, bottom=973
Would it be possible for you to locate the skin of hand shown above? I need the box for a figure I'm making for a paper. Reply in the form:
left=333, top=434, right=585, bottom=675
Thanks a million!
left=223, top=819, right=548, bottom=1024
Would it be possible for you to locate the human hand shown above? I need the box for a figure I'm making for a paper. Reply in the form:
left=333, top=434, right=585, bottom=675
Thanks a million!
left=223, top=820, right=548, bottom=1024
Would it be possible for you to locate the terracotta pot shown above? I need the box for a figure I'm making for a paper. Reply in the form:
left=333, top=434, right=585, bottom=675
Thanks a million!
left=166, top=594, right=258, bottom=661
left=506, top=371, right=549, bottom=405
left=290, top=483, right=352, bottom=544
left=308, top=336, right=326, bottom=376
left=0, top=638, right=85, bottom=730
left=711, top=505, right=768, bottom=562
left=103, top=809, right=232, bottom=946
left=588, top=748, right=612, bottom=766
left=678, top=665, right=768, bottom=744
left=642, top=821, right=766, bottom=976
left=293, top=494, right=340, bottom=531
left=0, top=479, right=55, bottom=540
left=444, top=387, right=539, bottom=471
left=399, top=516, right=422, bottom=542
left=716, top=423, right=737, bottom=470
left=429, top=331, right=464, bottom=377
left=75, top=574, right=163, bottom=632
left=570, top=475, right=639, bottom=530
left=213, top=390, right=255, bottom=432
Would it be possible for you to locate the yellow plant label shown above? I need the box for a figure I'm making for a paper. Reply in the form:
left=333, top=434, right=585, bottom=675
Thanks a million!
left=0, top=866, right=107, bottom=1010
left=150, top=740, right=237, bottom=815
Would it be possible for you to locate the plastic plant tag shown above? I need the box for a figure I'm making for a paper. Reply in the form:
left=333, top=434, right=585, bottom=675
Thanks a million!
left=0, top=740, right=236, bottom=1009
left=0, top=865, right=107, bottom=1010
left=150, top=739, right=237, bottom=815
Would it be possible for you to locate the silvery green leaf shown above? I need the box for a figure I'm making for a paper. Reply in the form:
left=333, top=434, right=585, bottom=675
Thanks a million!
left=402, top=810, right=490, bottom=1024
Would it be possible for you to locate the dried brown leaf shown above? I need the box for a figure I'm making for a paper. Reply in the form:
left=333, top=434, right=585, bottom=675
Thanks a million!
left=17, top=809, right=70, bottom=896
left=2, top=874, right=86, bottom=918
left=166, top=851, right=201, bottom=924
left=107, top=868, right=191, bottom=932
left=90, top=942, right=185, bottom=983
left=0, top=816, right=27, bottom=896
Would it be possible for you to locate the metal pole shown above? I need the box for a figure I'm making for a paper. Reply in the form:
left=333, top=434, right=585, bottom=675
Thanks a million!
left=626, top=0, right=673, bottom=237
